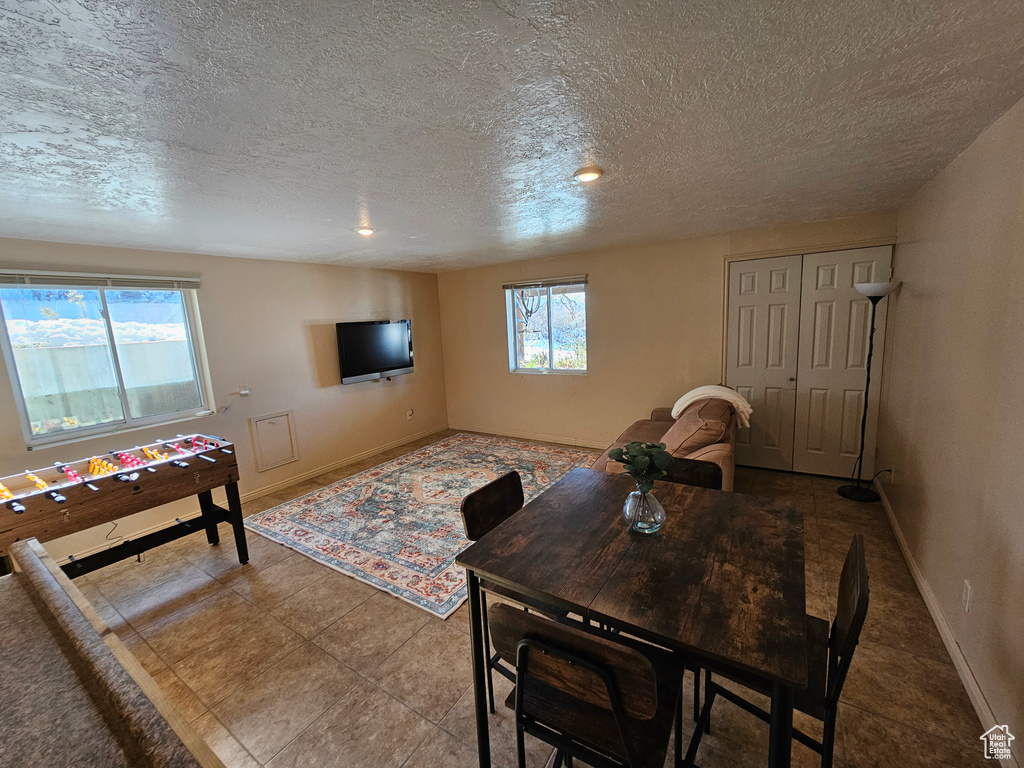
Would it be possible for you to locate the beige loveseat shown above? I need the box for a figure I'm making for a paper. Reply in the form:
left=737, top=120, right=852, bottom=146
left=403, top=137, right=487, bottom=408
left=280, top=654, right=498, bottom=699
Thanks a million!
left=591, top=397, right=737, bottom=491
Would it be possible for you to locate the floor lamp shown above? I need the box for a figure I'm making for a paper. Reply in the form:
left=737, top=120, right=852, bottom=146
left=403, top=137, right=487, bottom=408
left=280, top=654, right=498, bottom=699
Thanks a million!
left=838, top=281, right=901, bottom=503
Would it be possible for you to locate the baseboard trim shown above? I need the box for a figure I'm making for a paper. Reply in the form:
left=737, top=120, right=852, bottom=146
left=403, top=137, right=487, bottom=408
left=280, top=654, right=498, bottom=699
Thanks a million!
left=876, top=482, right=1018, bottom=768
left=57, top=425, right=452, bottom=565
left=447, top=423, right=607, bottom=451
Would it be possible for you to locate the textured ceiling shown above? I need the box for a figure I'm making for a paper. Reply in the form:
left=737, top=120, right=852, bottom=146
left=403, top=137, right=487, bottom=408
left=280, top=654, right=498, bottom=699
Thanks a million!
left=3, top=1, right=1024, bottom=271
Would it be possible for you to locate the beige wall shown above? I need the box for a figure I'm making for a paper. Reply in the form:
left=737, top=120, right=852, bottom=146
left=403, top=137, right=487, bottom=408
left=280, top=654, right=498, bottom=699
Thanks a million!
left=0, top=239, right=448, bottom=559
left=438, top=213, right=895, bottom=448
left=878, top=97, right=1024, bottom=733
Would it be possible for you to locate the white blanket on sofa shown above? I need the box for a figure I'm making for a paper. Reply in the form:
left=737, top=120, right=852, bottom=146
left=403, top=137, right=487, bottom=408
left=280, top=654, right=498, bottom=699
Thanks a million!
left=671, top=385, right=753, bottom=428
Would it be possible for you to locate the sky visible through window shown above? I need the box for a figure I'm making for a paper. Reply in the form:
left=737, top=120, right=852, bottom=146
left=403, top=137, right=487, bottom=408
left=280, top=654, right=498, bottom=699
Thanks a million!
left=0, top=288, right=203, bottom=439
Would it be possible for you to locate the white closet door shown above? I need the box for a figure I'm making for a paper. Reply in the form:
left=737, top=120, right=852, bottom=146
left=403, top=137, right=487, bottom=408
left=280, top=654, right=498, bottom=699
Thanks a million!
left=726, top=254, right=802, bottom=471
left=793, top=246, right=891, bottom=477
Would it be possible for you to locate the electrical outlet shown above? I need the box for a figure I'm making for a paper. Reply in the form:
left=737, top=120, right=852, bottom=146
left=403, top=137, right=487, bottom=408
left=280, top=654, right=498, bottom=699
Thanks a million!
left=962, top=580, right=972, bottom=613
left=406, top=409, right=414, bottom=421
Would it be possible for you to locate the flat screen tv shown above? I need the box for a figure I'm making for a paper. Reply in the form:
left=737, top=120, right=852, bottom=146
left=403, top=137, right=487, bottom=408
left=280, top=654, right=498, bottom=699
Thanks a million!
left=336, top=319, right=413, bottom=384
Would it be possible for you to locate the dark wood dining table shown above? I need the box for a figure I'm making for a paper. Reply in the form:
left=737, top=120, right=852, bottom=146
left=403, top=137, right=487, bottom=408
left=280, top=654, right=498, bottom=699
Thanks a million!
left=455, top=467, right=807, bottom=768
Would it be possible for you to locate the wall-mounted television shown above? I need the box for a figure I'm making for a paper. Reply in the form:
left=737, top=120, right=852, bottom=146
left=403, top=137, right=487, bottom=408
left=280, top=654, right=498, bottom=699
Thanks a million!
left=336, top=319, right=413, bottom=384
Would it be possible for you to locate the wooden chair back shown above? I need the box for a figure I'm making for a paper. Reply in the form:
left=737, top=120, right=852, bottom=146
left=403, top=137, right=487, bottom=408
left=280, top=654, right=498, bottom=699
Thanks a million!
left=826, top=534, right=869, bottom=704
left=488, top=602, right=658, bottom=720
left=460, top=470, right=524, bottom=541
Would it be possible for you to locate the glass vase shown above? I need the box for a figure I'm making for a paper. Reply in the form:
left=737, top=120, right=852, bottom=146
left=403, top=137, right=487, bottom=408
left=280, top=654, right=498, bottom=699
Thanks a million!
left=622, top=485, right=666, bottom=533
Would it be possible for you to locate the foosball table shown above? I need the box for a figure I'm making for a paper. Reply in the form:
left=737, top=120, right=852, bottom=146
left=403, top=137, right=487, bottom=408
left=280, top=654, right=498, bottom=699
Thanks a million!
left=0, top=433, right=248, bottom=578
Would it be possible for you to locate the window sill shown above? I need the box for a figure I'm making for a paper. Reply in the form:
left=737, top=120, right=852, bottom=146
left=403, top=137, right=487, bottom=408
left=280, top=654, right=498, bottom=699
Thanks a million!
left=510, top=368, right=588, bottom=376
left=25, top=410, right=218, bottom=452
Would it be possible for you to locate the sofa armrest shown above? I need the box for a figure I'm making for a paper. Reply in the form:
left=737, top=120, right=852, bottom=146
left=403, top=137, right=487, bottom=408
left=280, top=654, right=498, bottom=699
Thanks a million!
left=660, top=457, right=723, bottom=491
left=650, top=406, right=675, bottom=422
left=683, top=443, right=734, bottom=492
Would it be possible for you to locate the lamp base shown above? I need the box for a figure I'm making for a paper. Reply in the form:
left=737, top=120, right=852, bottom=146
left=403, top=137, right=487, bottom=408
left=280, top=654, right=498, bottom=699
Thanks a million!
left=837, top=484, right=880, bottom=503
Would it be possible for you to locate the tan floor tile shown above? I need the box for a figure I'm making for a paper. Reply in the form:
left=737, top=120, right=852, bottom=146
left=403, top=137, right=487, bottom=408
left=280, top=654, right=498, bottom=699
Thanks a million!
left=112, top=562, right=222, bottom=631
left=213, top=642, right=360, bottom=763
left=268, top=570, right=376, bottom=638
left=679, top=676, right=834, bottom=768
left=241, top=495, right=280, bottom=518
left=139, top=587, right=256, bottom=664
left=191, top=712, right=261, bottom=768
left=120, top=632, right=169, bottom=676
left=264, top=480, right=324, bottom=503
left=266, top=677, right=434, bottom=768
left=404, top=726, right=490, bottom=768
left=75, top=579, right=132, bottom=634
left=173, top=614, right=303, bottom=707
left=51, top=437, right=982, bottom=768
left=91, top=548, right=195, bottom=603
left=311, top=467, right=357, bottom=485
left=369, top=619, right=473, bottom=722
left=440, top=673, right=553, bottom=768
left=228, top=553, right=331, bottom=609
left=151, top=667, right=208, bottom=723
left=840, top=641, right=981, bottom=741
left=312, top=591, right=430, bottom=674
left=183, top=530, right=294, bottom=582
left=840, top=702, right=986, bottom=767
left=854, top=579, right=951, bottom=663
left=445, top=600, right=472, bottom=635
left=818, top=516, right=902, bottom=563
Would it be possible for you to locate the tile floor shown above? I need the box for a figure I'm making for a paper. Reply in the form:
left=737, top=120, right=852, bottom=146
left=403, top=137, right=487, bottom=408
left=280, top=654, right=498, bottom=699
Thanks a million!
left=69, top=431, right=987, bottom=768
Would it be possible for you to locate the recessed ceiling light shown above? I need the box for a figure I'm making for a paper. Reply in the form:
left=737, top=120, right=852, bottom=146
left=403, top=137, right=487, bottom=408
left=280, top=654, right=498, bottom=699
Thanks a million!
left=573, top=166, right=603, bottom=183
left=355, top=227, right=376, bottom=236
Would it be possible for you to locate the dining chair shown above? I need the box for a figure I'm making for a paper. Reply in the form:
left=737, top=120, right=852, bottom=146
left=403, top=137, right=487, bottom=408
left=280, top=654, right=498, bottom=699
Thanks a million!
left=460, top=470, right=564, bottom=714
left=489, top=602, right=686, bottom=768
left=684, top=534, right=869, bottom=768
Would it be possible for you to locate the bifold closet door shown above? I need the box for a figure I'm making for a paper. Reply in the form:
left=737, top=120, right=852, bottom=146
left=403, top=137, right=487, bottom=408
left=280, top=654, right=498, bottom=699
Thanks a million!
left=726, top=254, right=801, bottom=471
left=792, top=246, right=892, bottom=477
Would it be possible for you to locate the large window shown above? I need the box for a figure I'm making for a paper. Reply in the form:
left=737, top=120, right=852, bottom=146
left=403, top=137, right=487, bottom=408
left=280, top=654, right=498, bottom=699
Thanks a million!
left=0, top=271, right=211, bottom=447
left=505, top=276, right=587, bottom=373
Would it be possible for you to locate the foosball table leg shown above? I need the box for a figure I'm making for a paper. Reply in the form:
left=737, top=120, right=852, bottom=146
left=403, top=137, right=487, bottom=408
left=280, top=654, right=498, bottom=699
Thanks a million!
left=225, top=481, right=249, bottom=565
left=197, top=491, right=221, bottom=546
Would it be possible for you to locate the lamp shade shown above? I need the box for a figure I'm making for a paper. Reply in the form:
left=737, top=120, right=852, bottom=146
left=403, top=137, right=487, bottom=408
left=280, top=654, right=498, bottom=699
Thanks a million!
left=854, top=281, right=900, bottom=298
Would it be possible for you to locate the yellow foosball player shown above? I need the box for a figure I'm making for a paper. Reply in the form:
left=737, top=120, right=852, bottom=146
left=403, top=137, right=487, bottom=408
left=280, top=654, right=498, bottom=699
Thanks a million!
left=26, top=473, right=49, bottom=491
left=143, top=445, right=169, bottom=462
left=0, top=483, right=12, bottom=500
left=88, top=457, right=119, bottom=477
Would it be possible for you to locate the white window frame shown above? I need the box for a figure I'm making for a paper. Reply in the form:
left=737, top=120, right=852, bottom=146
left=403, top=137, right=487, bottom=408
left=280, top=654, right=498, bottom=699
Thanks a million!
left=504, top=275, right=588, bottom=375
left=0, top=269, right=215, bottom=449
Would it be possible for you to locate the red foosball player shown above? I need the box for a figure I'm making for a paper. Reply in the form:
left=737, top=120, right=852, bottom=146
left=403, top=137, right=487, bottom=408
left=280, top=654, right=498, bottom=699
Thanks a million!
left=116, top=452, right=146, bottom=469
left=55, top=464, right=83, bottom=484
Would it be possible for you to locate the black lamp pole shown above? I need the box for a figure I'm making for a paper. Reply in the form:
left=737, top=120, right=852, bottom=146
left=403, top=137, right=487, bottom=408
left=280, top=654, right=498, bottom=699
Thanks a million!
left=838, top=295, right=885, bottom=503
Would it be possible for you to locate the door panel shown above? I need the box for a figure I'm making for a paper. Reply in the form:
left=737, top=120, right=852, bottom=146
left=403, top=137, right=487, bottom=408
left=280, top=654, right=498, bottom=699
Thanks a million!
left=793, top=246, right=891, bottom=476
left=726, top=255, right=801, bottom=470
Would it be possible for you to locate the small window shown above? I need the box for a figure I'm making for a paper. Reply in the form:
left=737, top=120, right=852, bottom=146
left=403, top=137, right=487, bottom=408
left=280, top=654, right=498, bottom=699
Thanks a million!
left=504, top=276, right=587, bottom=373
left=0, top=272, right=211, bottom=447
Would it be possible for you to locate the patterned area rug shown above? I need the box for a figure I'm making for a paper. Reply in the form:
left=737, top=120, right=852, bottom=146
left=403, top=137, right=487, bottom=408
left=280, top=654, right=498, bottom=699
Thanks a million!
left=244, top=434, right=595, bottom=618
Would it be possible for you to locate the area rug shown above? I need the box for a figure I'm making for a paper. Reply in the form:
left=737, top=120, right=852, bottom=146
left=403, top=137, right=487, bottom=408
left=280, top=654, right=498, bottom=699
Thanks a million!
left=244, top=434, right=595, bottom=618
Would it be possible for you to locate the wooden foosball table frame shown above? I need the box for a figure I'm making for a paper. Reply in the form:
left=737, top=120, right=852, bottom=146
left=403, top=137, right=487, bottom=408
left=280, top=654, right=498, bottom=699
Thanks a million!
left=0, top=433, right=248, bottom=578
